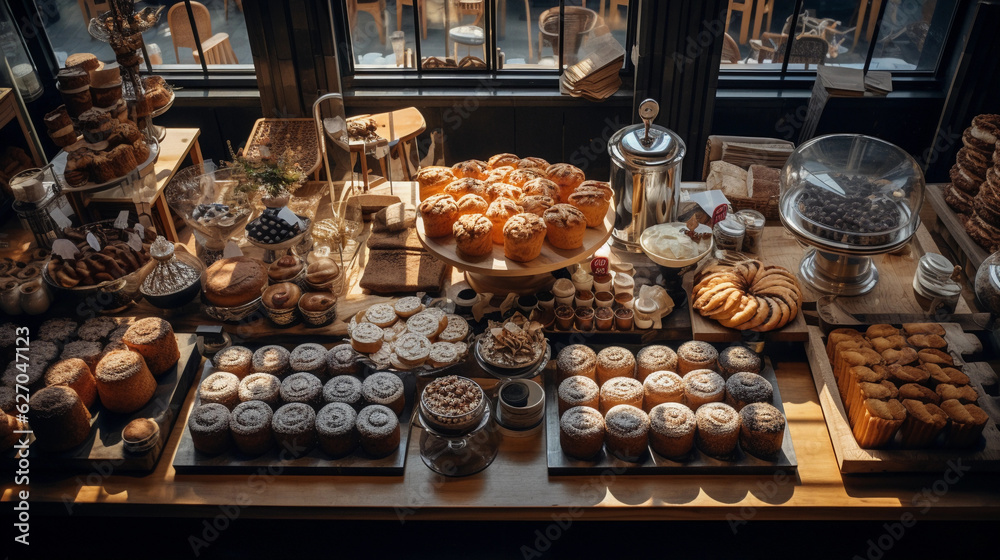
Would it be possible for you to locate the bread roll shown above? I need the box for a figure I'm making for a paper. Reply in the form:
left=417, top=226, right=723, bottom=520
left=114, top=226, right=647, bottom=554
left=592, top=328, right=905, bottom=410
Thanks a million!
left=204, top=256, right=267, bottom=307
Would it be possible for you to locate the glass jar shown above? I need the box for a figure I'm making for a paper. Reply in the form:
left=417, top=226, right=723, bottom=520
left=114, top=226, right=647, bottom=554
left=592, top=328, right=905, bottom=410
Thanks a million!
left=736, top=209, right=765, bottom=254
left=18, top=279, right=50, bottom=315
left=912, top=253, right=961, bottom=319
left=714, top=217, right=745, bottom=255
left=975, top=250, right=1000, bottom=316
left=418, top=402, right=500, bottom=477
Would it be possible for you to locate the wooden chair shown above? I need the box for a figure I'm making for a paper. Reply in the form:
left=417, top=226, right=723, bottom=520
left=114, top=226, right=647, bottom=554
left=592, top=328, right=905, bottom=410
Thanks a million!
left=538, top=6, right=598, bottom=65
left=758, top=33, right=829, bottom=69
left=348, top=0, right=387, bottom=45
left=396, top=0, right=427, bottom=39
left=853, top=0, right=883, bottom=50
left=224, top=0, right=243, bottom=21
left=722, top=32, right=742, bottom=64
left=199, top=33, right=239, bottom=65
left=726, top=0, right=774, bottom=44
left=455, top=0, right=485, bottom=26
left=168, top=2, right=238, bottom=65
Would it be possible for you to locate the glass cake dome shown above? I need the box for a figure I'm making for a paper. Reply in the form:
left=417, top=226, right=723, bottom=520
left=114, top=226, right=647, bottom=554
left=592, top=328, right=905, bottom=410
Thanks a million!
left=779, top=134, right=925, bottom=295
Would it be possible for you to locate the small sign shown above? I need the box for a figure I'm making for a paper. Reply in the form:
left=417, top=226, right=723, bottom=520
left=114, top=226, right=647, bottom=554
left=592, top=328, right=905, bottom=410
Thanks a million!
left=85, top=232, right=101, bottom=252
left=277, top=207, right=303, bottom=228
left=135, top=223, right=145, bottom=240
left=114, top=210, right=130, bottom=229
left=590, top=257, right=609, bottom=276
left=127, top=232, right=143, bottom=252
left=51, top=239, right=80, bottom=259
left=50, top=207, right=72, bottom=229
left=223, top=241, right=243, bottom=258
left=712, top=204, right=728, bottom=225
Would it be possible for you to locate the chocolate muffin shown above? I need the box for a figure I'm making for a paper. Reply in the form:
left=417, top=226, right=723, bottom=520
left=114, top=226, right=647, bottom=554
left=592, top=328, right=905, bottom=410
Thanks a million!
left=739, top=402, right=786, bottom=457
left=187, top=403, right=232, bottom=455
left=717, top=345, right=762, bottom=379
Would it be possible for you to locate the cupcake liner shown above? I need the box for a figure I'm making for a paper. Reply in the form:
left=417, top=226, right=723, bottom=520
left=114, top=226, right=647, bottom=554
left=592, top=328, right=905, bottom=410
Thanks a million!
left=944, top=421, right=986, bottom=448
left=899, top=416, right=946, bottom=448
left=851, top=410, right=903, bottom=448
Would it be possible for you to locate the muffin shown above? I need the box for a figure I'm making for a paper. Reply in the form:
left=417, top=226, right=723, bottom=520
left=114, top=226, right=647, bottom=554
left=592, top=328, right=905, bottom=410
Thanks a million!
left=198, top=371, right=241, bottom=410
left=28, top=386, right=92, bottom=452
left=899, top=399, right=948, bottom=448
left=289, top=343, right=329, bottom=380
left=724, top=372, right=773, bottom=411
left=361, top=372, right=405, bottom=415
left=503, top=213, right=547, bottom=262
left=323, top=375, right=364, bottom=410
left=518, top=194, right=557, bottom=217
left=60, top=341, right=104, bottom=372
left=356, top=404, right=400, bottom=457
left=557, top=375, right=600, bottom=415
left=604, top=404, right=650, bottom=462
left=77, top=316, right=118, bottom=342
left=851, top=398, right=906, bottom=448
left=567, top=186, right=611, bottom=227
left=122, top=317, right=180, bottom=377
left=38, top=318, right=78, bottom=342
left=486, top=198, right=524, bottom=244
left=940, top=399, right=988, bottom=448
left=488, top=153, right=520, bottom=169
left=271, top=403, right=317, bottom=457
left=484, top=166, right=514, bottom=185
left=485, top=182, right=523, bottom=202
left=636, top=345, right=678, bottom=382
left=238, top=373, right=282, bottom=409
left=575, top=180, right=613, bottom=201
left=545, top=163, right=586, bottom=201
left=717, top=345, right=762, bottom=379
left=419, top=193, right=460, bottom=237
left=898, top=383, right=941, bottom=405
left=187, top=403, right=232, bottom=455
left=556, top=344, right=597, bottom=382
left=267, top=255, right=305, bottom=284
left=280, top=372, right=324, bottom=409
left=229, top=400, right=274, bottom=456
left=518, top=156, right=550, bottom=170
left=596, top=346, right=636, bottom=385
left=326, top=343, right=362, bottom=377
left=642, top=370, right=684, bottom=411
left=521, top=177, right=561, bottom=201
left=316, top=402, right=358, bottom=457
left=252, top=345, right=291, bottom=378
left=935, top=383, right=979, bottom=404
left=648, top=402, right=696, bottom=458
left=683, top=369, right=726, bottom=409
left=451, top=159, right=488, bottom=180
left=739, top=402, right=786, bottom=457
left=44, top=358, right=97, bottom=409
left=559, top=406, right=605, bottom=459
left=211, top=346, right=254, bottom=379
left=416, top=166, right=456, bottom=198
left=695, top=402, right=741, bottom=457
left=848, top=381, right=901, bottom=426
left=453, top=213, right=494, bottom=258
left=507, top=168, right=544, bottom=187
left=542, top=204, right=587, bottom=249
left=94, top=350, right=157, bottom=414
left=677, top=341, right=719, bottom=375
left=599, top=377, right=644, bottom=415
left=456, top=193, right=489, bottom=216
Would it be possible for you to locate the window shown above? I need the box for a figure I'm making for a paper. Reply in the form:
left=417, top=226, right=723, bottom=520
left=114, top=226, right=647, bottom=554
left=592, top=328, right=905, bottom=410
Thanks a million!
left=720, top=0, right=958, bottom=76
left=343, top=0, right=632, bottom=77
left=31, top=0, right=254, bottom=79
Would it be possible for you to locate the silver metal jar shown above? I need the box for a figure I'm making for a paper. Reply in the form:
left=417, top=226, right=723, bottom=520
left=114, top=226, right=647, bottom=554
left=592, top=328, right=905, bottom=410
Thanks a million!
left=607, top=99, right=686, bottom=252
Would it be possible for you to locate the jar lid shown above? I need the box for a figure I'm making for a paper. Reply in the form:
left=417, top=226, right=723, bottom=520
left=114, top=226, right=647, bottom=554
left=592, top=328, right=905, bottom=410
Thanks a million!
left=609, top=99, right=686, bottom=169
left=716, top=217, right=746, bottom=236
left=920, top=253, right=953, bottom=276
left=500, top=382, right=529, bottom=408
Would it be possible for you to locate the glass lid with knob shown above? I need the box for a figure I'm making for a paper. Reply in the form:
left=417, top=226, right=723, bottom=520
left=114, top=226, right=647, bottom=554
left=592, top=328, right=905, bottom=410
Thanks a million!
left=779, top=134, right=925, bottom=253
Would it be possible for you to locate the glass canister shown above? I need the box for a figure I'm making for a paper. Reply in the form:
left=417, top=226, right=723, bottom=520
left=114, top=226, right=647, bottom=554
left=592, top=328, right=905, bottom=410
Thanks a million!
left=736, top=209, right=766, bottom=254
left=975, top=250, right=1000, bottom=319
left=607, top=99, right=686, bottom=252
left=11, top=168, right=72, bottom=250
left=714, top=216, right=746, bottom=256
left=912, top=252, right=961, bottom=319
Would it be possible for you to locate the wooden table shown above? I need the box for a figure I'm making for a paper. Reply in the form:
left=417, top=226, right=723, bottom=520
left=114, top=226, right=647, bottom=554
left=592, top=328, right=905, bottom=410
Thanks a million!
left=82, top=128, right=203, bottom=242
left=3, top=182, right=999, bottom=522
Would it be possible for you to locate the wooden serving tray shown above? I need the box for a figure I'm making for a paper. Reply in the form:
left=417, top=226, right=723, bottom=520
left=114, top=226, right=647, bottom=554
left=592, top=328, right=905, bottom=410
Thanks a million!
left=6, top=333, right=201, bottom=472
left=172, top=362, right=414, bottom=476
left=804, top=324, right=1000, bottom=473
left=545, top=347, right=797, bottom=475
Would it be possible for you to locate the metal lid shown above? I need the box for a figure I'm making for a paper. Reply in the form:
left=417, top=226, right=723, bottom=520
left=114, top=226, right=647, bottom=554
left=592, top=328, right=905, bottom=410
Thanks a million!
left=919, top=253, right=953, bottom=277
left=609, top=99, right=686, bottom=169
left=716, top=217, right=746, bottom=236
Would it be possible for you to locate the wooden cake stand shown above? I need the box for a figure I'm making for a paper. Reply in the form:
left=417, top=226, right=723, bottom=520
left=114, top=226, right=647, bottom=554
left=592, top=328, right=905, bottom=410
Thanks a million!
left=416, top=206, right=615, bottom=294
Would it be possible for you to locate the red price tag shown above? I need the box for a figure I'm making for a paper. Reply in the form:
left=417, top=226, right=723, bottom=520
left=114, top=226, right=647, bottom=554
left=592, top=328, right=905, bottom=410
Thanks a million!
left=590, top=257, right=609, bottom=276
left=711, top=204, right=728, bottom=225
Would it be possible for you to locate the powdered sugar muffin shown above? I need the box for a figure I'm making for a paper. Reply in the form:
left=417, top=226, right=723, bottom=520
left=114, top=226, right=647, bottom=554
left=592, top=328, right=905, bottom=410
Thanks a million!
left=506, top=168, right=543, bottom=187
left=695, top=402, right=741, bottom=457
left=604, top=404, right=649, bottom=461
left=636, top=345, right=678, bottom=382
left=238, top=373, right=282, bottom=409
left=229, top=400, right=274, bottom=455
left=643, top=370, right=684, bottom=411
left=502, top=213, right=547, bottom=262
left=486, top=198, right=524, bottom=244
left=252, top=345, right=291, bottom=378
left=323, top=375, right=364, bottom=409
left=419, top=193, right=460, bottom=237
left=453, top=213, right=493, bottom=258
left=522, top=177, right=561, bottom=201
left=451, top=159, right=488, bottom=180
left=351, top=322, right=384, bottom=354
left=559, top=406, right=605, bottom=459
left=325, top=343, right=362, bottom=377
left=316, top=401, right=358, bottom=457
left=545, top=163, right=586, bottom=201
left=599, top=377, right=644, bottom=414
left=518, top=156, right=550, bottom=171
left=362, top=372, right=405, bottom=415
left=557, top=375, right=600, bottom=415
left=356, top=404, right=400, bottom=457
left=416, top=166, right=456, bottom=198
left=542, top=203, right=587, bottom=249
left=199, top=371, right=241, bottom=409
left=212, top=345, right=254, bottom=379
left=485, top=182, right=523, bottom=202
left=648, top=402, right=696, bottom=458
left=280, top=372, right=324, bottom=409
left=393, top=296, right=424, bottom=318
left=556, top=344, right=597, bottom=382
left=488, top=153, right=520, bottom=169
left=289, top=343, right=329, bottom=380
left=272, top=403, right=317, bottom=457
left=683, top=369, right=726, bottom=409
left=596, top=346, right=636, bottom=384
left=518, top=194, right=556, bottom=217
left=677, top=341, right=718, bottom=375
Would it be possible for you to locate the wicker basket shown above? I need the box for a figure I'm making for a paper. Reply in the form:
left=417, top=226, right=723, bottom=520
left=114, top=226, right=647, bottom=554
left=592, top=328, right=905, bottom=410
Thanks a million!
left=730, top=195, right=781, bottom=221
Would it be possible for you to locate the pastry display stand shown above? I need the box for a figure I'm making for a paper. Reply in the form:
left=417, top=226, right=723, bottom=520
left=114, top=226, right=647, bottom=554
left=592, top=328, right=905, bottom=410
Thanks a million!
left=145, top=89, right=175, bottom=143
left=415, top=205, right=615, bottom=295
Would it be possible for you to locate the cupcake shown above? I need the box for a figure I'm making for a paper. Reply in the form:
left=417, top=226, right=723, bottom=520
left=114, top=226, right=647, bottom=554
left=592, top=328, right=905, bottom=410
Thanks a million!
left=695, top=402, right=741, bottom=457
left=60, top=341, right=104, bottom=372
left=636, top=345, right=678, bottom=382
left=323, top=375, right=364, bottom=409
left=485, top=182, right=523, bottom=202
left=28, top=386, right=92, bottom=452
left=940, top=399, right=988, bottom=448
left=453, top=213, right=494, bottom=258
left=356, top=404, right=400, bottom=457
left=683, top=369, right=726, bottom=409
left=122, top=317, right=180, bottom=377
left=851, top=398, right=906, bottom=448
left=506, top=168, right=543, bottom=187
left=503, top=213, right=547, bottom=262
left=648, top=402, right=696, bottom=458
left=556, top=344, right=597, bottom=382
left=545, top=163, right=586, bottom=201
left=559, top=406, right=606, bottom=459
left=677, top=341, right=718, bottom=375
left=316, top=402, right=358, bottom=457
left=642, top=370, right=684, bottom=411
left=717, top=345, right=762, bottom=379
left=595, top=346, right=636, bottom=385
left=419, top=193, right=460, bottom=237
left=237, top=373, right=282, bottom=409
left=229, top=400, right=274, bottom=456
left=521, top=177, right=561, bottom=201
left=485, top=197, right=524, bottom=245
left=289, top=343, right=329, bottom=380
left=187, top=403, right=232, bottom=455
left=279, top=372, right=324, bottom=409
left=361, top=372, right=405, bottom=415
left=724, top=372, right=773, bottom=411
left=557, top=375, right=600, bottom=415
left=542, top=204, right=587, bottom=249
left=604, top=404, right=650, bottom=462
left=899, top=399, right=948, bottom=448
left=599, top=377, right=644, bottom=415
left=739, top=402, right=786, bottom=457
left=444, top=177, right=487, bottom=199
left=198, top=371, right=241, bottom=410
left=518, top=195, right=556, bottom=217
left=94, top=350, right=157, bottom=414
left=272, top=403, right=317, bottom=457
left=211, top=346, right=254, bottom=379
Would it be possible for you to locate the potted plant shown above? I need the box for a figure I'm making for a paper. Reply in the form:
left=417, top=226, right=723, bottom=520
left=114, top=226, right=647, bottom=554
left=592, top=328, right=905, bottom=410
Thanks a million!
left=224, top=141, right=306, bottom=209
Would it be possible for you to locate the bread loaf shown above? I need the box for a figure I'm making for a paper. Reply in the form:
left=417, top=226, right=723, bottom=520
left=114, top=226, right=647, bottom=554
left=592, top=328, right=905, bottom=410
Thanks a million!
left=204, top=256, right=267, bottom=307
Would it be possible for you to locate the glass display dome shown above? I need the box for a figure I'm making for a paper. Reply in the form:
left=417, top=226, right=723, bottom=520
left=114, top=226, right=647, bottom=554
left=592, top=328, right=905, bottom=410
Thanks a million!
left=779, top=134, right=925, bottom=295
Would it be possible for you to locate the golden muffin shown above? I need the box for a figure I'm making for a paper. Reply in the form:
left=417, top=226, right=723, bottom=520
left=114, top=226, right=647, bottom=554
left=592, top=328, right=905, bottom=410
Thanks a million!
left=418, top=193, right=460, bottom=237
left=485, top=182, right=524, bottom=202
left=568, top=186, right=611, bottom=227
left=506, top=168, right=544, bottom=188
left=522, top=177, right=562, bottom=202
left=444, top=177, right=487, bottom=199
left=503, top=213, right=548, bottom=262
left=416, top=166, right=456, bottom=199
left=485, top=197, right=524, bottom=244
left=453, top=213, right=494, bottom=258
left=456, top=193, right=489, bottom=217
left=518, top=157, right=550, bottom=171
left=543, top=204, right=587, bottom=249
left=519, top=194, right=556, bottom=217
left=451, top=159, right=488, bottom=180
left=484, top=166, right=515, bottom=185
left=546, top=163, right=586, bottom=201
left=488, top=153, right=520, bottom=169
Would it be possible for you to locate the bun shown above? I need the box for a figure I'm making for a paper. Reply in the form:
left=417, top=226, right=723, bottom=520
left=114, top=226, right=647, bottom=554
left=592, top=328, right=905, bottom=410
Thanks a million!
left=451, top=160, right=488, bottom=180
left=204, top=256, right=267, bottom=307
left=418, top=193, right=460, bottom=237
left=416, top=166, right=456, bottom=199
left=456, top=193, right=489, bottom=216
left=521, top=177, right=561, bottom=201
left=485, top=182, right=523, bottom=202
left=519, top=195, right=556, bottom=217
left=542, top=204, right=587, bottom=249
left=268, top=255, right=304, bottom=283
left=567, top=187, right=611, bottom=227
left=506, top=168, right=543, bottom=187
left=485, top=198, right=524, bottom=244
left=262, top=282, right=302, bottom=310
left=453, top=213, right=493, bottom=258
left=518, top=157, right=550, bottom=171
left=443, top=177, right=487, bottom=199
left=306, top=258, right=340, bottom=285
left=502, top=213, right=547, bottom=262
left=487, top=153, right=520, bottom=169
left=299, top=291, right=337, bottom=312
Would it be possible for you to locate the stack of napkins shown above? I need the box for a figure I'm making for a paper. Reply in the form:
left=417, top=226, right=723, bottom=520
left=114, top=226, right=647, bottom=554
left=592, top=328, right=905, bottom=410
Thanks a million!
left=720, top=141, right=795, bottom=169
left=560, top=33, right=625, bottom=102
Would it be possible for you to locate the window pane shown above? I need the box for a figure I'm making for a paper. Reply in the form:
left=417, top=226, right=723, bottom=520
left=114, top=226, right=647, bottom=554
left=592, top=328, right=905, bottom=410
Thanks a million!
left=870, top=0, right=953, bottom=72
left=721, top=0, right=796, bottom=70
left=417, top=0, right=489, bottom=68
left=496, top=0, right=560, bottom=68
left=350, top=0, right=416, bottom=69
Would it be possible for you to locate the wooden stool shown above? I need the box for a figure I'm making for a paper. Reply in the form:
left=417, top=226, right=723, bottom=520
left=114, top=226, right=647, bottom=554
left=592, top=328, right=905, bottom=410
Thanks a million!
left=450, top=25, right=486, bottom=61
